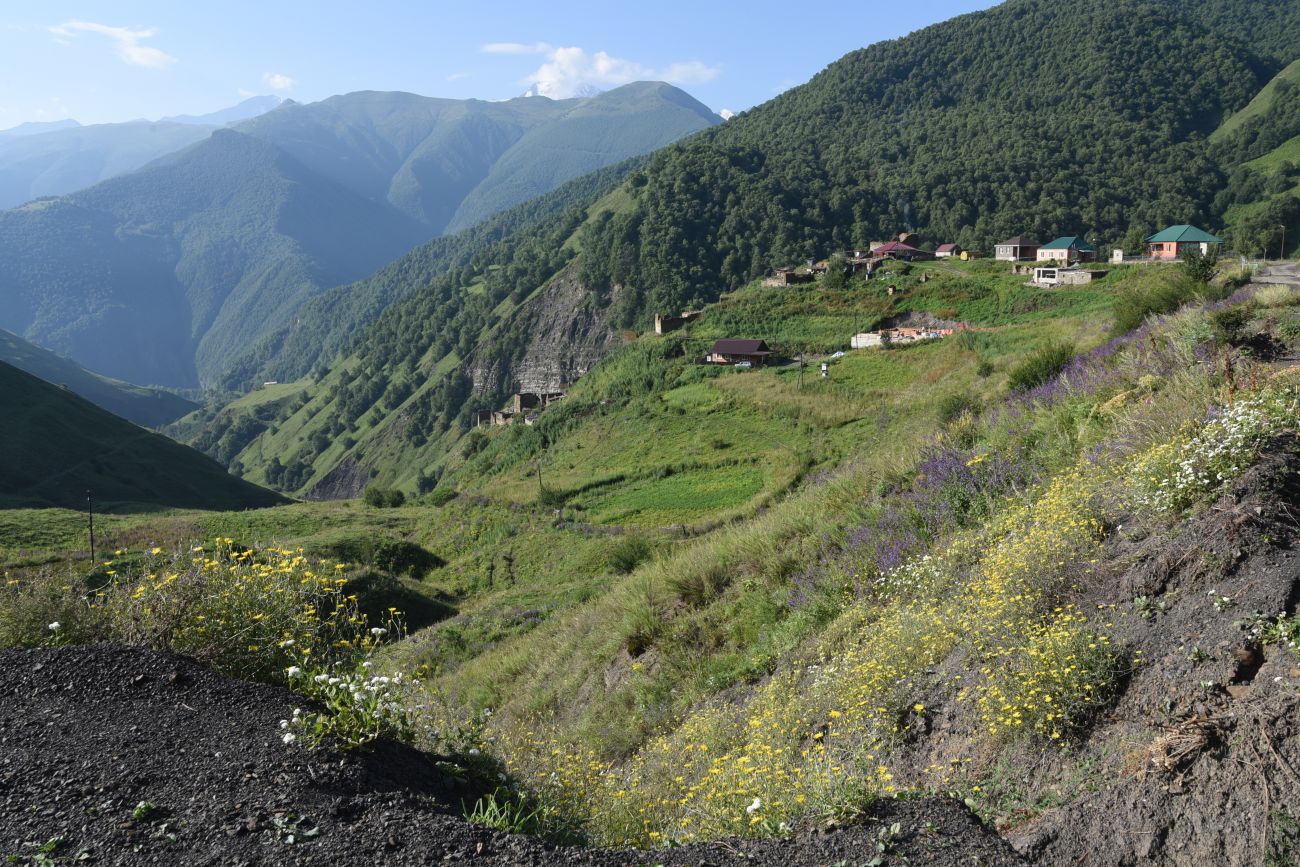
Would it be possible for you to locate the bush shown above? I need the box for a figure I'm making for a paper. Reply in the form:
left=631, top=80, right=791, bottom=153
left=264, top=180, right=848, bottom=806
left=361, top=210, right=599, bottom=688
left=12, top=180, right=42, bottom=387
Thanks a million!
left=1007, top=342, right=1075, bottom=392
left=426, top=487, right=458, bottom=507
left=604, top=534, right=654, bottom=574
left=936, top=393, right=980, bottom=424
left=363, top=485, right=405, bottom=508
left=0, top=540, right=403, bottom=683
left=1112, top=277, right=1200, bottom=334
left=1209, top=305, right=1253, bottom=346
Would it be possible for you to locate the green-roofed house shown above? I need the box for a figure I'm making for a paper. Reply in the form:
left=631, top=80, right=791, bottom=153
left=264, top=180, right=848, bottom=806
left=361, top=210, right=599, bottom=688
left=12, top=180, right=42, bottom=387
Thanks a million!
left=1039, top=235, right=1098, bottom=265
left=1147, top=225, right=1223, bottom=260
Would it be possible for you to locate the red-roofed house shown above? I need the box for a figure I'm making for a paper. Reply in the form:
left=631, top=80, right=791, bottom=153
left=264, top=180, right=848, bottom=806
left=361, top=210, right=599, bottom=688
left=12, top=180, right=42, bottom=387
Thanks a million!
left=871, top=241, right=934, bottom=261
left=935, top=243, right=962, bottom=258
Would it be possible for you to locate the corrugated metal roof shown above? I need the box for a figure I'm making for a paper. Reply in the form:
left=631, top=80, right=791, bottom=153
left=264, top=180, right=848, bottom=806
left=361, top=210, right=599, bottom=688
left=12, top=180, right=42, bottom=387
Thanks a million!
left=1040, top=235, right=1097, bottom=251
left=1146, top=224, right=1223, bottom=244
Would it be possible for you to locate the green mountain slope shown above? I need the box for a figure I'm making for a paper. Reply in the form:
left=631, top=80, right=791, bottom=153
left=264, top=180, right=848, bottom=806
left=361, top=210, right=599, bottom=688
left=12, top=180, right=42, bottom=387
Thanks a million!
left=0, top=121, right=215, bottom=209
left=237, top=84, right=717, bottom=235
left=445, top=82, right=720, bottom=233
left=1211, top=59, right=1300, bottom=257
left=198, top=0, right=1300, bottom=498
left=219, top=157, right=643, bottom=390
left=0, top=98, right=285, bottom=209
left=0, top=362, right=284, bottom=511
left=0, top=129, right=430, bottom=388
left=0, top=329, right=196, bottom=427
left=0, top=86, right=716, bottom=389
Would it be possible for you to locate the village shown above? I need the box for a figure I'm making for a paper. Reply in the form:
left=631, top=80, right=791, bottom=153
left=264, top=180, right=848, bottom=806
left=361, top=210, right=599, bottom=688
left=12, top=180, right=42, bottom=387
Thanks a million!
left=479, top=223, right=1225, bottom=427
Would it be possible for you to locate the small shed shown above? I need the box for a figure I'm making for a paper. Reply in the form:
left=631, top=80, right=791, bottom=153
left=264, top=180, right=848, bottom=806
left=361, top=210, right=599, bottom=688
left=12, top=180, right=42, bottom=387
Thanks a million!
left=935, top=243, right=962, bottom=258
left=707, top=339, right=774, bottom=366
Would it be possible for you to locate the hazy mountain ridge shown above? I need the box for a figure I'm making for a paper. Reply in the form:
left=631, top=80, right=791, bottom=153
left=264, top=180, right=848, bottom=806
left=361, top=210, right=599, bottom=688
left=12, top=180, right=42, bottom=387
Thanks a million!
left=0, top=84, right=718, bottom=388
left=0, top=96, right=287, bottom=209
left=0, top=328, right=196, bottom=428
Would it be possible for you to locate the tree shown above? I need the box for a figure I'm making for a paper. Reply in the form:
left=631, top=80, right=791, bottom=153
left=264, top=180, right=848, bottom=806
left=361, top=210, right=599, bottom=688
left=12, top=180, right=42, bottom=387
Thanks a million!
left=1181, top=246, right=1220, bottom=284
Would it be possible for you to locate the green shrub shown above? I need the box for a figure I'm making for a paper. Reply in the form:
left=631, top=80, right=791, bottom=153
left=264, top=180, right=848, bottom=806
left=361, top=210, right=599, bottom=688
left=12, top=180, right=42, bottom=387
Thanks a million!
left=362, top=485, right=405, bottom=508
left=937, top=393, right=980, bottom=424
left=604, top=534, right=654, bottom=575
left=1112, top=277, right=1199, bottom=334
left=1209, top=305, right=1253, bottom=346
left=426, top=487, right=458, bottom=507
left=1008, top=342, right=1075, bottom=392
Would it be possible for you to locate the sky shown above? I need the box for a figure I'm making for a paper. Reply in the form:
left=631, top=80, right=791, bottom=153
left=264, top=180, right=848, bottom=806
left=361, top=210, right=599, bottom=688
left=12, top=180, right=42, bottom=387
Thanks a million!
left=1, top=1, right=999, bottom=128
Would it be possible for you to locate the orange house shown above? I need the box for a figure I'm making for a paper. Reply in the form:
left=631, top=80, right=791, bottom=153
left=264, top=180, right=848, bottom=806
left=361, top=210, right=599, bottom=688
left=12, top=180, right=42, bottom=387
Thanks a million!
left=1146, top=225, right=1223, bottom=260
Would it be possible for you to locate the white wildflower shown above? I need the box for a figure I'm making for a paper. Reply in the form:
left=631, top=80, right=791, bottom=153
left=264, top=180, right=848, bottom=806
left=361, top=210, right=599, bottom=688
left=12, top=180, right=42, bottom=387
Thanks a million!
left=746, top=797, right=762, bottom=814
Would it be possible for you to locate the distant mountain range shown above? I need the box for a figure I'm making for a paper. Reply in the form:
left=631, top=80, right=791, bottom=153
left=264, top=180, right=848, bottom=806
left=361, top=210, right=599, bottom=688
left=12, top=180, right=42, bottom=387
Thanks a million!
left=0, top=119, right=82, bottom=138
left=0, top=97, right=285, bottom=209
left=0, top=83, right=720, bottom=388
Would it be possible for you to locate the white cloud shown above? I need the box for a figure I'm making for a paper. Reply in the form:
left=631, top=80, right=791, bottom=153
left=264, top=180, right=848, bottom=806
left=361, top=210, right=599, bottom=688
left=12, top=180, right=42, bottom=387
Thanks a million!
left=719, top=108, right=735, bottom=120
left=496, top=44, right=720, bottom=99
left=482, top=41, right=551, bottom=55
left=262, top=72, right=296, bottom=91
left=446, top=71, right=471, bottom=81
left=49, top=20, right=176, bottom=69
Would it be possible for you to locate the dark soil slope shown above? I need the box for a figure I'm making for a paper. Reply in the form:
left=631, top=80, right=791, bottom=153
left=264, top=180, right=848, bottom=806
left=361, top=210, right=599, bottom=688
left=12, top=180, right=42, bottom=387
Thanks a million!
left=1008, top=434, right=1300, bottom=865
left=0, top=643, right=1021, bottom=866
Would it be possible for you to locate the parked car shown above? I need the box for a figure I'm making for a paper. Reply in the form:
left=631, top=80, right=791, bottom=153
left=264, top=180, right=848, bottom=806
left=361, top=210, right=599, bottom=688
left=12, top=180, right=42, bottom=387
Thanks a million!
left=733, top=361, right=753, bottom=369
left=830, top=351, right=846, bottom=359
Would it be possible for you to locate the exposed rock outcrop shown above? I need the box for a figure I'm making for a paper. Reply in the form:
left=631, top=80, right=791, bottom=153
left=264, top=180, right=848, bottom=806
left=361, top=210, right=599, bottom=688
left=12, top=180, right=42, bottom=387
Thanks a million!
left=469, top=265, right=625, bottom=397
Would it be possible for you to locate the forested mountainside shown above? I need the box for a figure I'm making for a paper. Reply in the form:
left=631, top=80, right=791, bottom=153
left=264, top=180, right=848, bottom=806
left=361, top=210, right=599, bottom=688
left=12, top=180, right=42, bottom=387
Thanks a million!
left=0, top=96, right=283, bottom=209
left=0, top=329, right=196, bottom=428
left=219, top=158, right=646, bottom=390
left=192, top=0, right=1300, bottom=499
left=0, top=362, right=282, bottom=510
left=0, top=85, right=718, bottom=388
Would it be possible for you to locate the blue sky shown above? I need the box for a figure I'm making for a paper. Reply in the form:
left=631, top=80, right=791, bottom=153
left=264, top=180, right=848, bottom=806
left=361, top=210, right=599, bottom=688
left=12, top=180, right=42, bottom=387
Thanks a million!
left=2, top=1, right=998, bottom=127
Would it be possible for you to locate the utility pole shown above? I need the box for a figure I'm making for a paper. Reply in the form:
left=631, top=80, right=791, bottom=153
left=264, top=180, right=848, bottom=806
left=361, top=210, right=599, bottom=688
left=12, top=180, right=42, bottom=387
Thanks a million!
left=799, top=352, right=805, bottom=390
left=1281, top=225, right=1288, bottom=262
left=86, top=490, right=95, bottom=564
left=536, top=449, right=544, bottom=500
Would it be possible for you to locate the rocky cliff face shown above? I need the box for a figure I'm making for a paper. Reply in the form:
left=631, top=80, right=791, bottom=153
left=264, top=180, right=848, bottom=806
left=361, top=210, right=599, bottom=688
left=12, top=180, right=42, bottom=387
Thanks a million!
left=469, top=265, right=625, bottom=397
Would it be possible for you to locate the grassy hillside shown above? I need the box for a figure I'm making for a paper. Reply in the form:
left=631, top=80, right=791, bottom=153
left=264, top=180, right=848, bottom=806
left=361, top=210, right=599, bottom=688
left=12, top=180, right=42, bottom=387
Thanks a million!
left=0, top=328, right=196, bottom=427
left=9, top=261, right=1299, bottom=858
left=1211, top=59, right=1300, bottom=258
left=0, top=362, right=284, bottom=511
left=1211, top=59, right=1300, bottom=144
